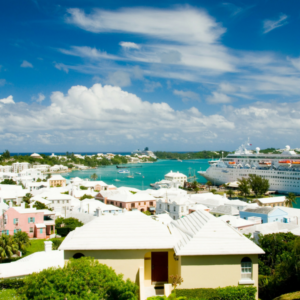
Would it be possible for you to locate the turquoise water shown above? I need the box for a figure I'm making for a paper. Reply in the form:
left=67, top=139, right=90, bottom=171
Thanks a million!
left=60, top=159, right=210, bottom=190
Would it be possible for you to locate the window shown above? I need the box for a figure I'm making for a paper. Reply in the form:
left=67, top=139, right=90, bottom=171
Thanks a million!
left=73, top=253, right=85, bottom=259
left=131, top=203, right=134, bottom=208
left=159, top=204, right=161, bottom=209
left=174, top=207, right=176, bottom=211
left=150, top=202, right=153, bottom=206
left=241, top=257, right=252, bottom=279
left=13, top=218, right=19, bottom=225
left=29, top=227, right=34, bottom=233
left=28, top=217, right=35, bottom=223
left=181, top=207, right=184, bottom=212
left=40, top=228, right=43, bottom=234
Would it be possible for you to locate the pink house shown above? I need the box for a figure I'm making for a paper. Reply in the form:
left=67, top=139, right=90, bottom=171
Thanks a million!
left=1, top=203, right=55, bottom=239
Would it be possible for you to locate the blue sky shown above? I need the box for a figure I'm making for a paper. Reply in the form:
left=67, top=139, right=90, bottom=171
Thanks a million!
left=1, top=0, right=300, bottom=152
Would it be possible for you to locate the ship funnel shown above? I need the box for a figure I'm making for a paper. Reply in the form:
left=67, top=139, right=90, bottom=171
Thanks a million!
left=256, top=147, right=260, bottom=154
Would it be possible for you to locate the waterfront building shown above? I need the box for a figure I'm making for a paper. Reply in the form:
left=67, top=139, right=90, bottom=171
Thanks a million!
left=254, top=196, right=287, bottom=207
left=59, top=210, right=264, bottom=299
left=164, top=171, right=187, bottom=187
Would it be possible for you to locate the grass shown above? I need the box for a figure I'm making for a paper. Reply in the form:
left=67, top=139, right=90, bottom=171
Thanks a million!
left=273, top=291, right=300, bottom=300
left=23, top=239, right=46, bottom=256
left=0, top=289, right=21, bottom=299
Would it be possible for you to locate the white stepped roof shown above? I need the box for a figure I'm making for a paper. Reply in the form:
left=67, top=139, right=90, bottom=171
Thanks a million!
left=256, top=196, right=286, bottom=204
left=169, top=210, right=264, bottom=256
left=165, top=170, right=187, bottom=178
left=49, top=175, right=66, bottom=181
left=59, top=211, right=174, bottom=251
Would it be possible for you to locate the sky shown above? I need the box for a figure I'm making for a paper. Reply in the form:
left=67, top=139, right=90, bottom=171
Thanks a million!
left=1, top=0, right=300, bottom=152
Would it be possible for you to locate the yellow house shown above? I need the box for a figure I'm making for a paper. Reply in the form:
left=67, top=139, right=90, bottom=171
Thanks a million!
left=254, top=196, right=287, bottom=207
left=59, top=210, right=264, bottom=299
left=48, top=175, right=66, bottom=187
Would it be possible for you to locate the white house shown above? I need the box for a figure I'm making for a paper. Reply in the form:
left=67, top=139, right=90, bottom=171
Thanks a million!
left=164, top=171, right=187, bottom=187
left=12, top=162, right=31, bottom=173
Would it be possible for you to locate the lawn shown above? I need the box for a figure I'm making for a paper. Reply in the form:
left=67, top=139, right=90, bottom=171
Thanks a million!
left=0, top=289, right=20, bottom=299
left=24, top=239, right=46, bottom=256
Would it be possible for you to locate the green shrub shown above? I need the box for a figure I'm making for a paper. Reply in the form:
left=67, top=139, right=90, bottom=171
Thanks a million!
left=18, top=257, right=138, bottom=300
left=174, top=286, right=256, bottom=300
left=0, top=278, right=25, bottom=289
left=56, top=227, right=73, bottom=237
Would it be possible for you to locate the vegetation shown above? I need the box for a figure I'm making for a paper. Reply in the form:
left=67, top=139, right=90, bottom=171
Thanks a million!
left=13, top=231, right=31, bottom=253
left=21, top=238, right=64, bottom=256
left=227, top=189, right=234, bottom=199
left=172, top=286, right=256, bottom=299
left=237, top=177, right=250, bottom=197
left=33, top=201, right=51, bottom=210
left=0, top=235, right=19, bottom=262
left=22, top=193, right=33, bottom=206
left=2, top=150, right=11, bottom=159
left=257, top=233, right=300, bottom=300
left=91, top=173, right=98, bottom=180
left=18, top=257, right=139, bottom=300
left=206, top=181, right=212, bottom=191
left=142, top=210, right=151, bottom=216
left=248, top=174, right=270, bottom=197
left=80, top=185, right=88, bottom=190
left=154, top=150, right=230, bottom=160
left=55, top=217, right=84, bottom=237
left=80, top=194, right=94, bottom=200
left=273, top=291, right=300, bottom=300
left=0, top=289, right=21, bottom=299
left=0, top=179, right=17, bottom=185
left=286, top=193, right=297, bottom=208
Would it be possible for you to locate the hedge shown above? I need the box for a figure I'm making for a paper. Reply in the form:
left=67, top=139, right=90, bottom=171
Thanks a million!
left=56, top=226, right=73, bottom=237
left=0, top=278, right=25, bottom=289
left=174, top=286, right=257, bottom=300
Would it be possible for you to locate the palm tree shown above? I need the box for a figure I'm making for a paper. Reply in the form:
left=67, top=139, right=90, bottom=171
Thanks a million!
left=206, top=181, right=212, bottom=191
left=90, top=173, right=98, bottom=181
left=227, top=189, right=234, bottom=199
left=14, top=231, right=31, bottom=252
left=286, top=193, right=297, bottom=207
left=0, top=235, right=18, bottom=262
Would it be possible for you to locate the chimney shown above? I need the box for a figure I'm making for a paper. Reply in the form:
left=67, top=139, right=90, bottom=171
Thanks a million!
left=21, top=202, right=25, bottom=209
left=44, top=241, right=53, bottom=252
left=9, top=201, right=13, bottom=208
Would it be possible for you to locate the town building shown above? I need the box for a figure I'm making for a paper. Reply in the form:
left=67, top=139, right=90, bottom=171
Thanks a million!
left=0, top=203, right=55, bottom=238
left=30, top=153, right=43, bottom=159
left=254, top=196, right=287, bottom=207
left=240, top=207, right=288, bottom=224
left=12, top=162, right=31, bottom=173
left=59, top=210, right=264, bottom=299
left=48, top=175, right=66, bottom=187
left=210, top=205, right=239, bottom=217
left=164, top=171, right=187, bottom=187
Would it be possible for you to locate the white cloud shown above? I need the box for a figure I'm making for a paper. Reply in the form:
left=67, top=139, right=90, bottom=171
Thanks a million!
left=20, top=60, right=33, bottom=68
left=289, top=57, right=300, bottom=71
left=206, top=92, right=232, bottom=104
left=119, top=42, right=140, bottom=49
left=106, top=71, right=131, bottom=87
left=54, top=63, right=69, bottom=73
left=263, top=14, right=288, bottom=34
left=173, top=90, right=200, bottom=102
left=143, top=81, right=162, bottom=92
left=0, top=95, right=15, bottom=104
left=0, top=84, right=234, bottom=146
left=0, top=79, right=6, bottom=86
left=32, top=93, right=45, bottom=103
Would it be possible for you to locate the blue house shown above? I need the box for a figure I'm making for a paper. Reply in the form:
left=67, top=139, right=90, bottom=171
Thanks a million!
left=240, top=207, right=288, bottom=224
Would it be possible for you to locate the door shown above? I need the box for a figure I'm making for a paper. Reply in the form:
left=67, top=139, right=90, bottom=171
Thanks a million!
left=151, top=252, right=168, bottom=283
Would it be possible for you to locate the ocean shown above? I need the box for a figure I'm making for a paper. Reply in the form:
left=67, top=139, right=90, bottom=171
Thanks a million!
left=60, top=159, right=210, bottom=190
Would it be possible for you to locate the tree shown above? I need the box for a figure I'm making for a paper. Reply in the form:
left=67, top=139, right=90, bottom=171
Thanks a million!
left=206, top=181, right=212, bottom=191
left=33, top=201, right=50, bottom=210
left=55, top=217, right=84, bottom=236
left=18, top=257, right=138, bottom=300
left=22, top=193, right=33, bottom=205
left=0, top=179, right=16, bottom=185
left=14, top=231, right=31, bottom=253
left=237, top=177, right=250, bottom=197
left=286, top=193, right=297, bottom=208
left=248, top=174, right=270, bottom=197
left=90, top=173, right=98, bottom=181
left=227, top=189, right=234, bottom=199
left=36, top=178, right=42, bottom=182
left=142, top=210, right=151, bottom=216
left=80, top=194, right=94, bottom=200
left=2, top=150, right=10, bottom=159
left=0, top=235, right=19, bottom=262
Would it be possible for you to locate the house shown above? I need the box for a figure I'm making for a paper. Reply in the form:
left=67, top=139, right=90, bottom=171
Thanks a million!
left=0, top=241, right=64, bottom=279
left=254, top=196, right=287, bottom=207
left=30, top=153, right=43, bottom=159
left=48, top=175, right=66, bottom=187
left=0, top=165, right=13, bottom=172
left=240, top=207, right=288, bottom=224
left=164, top=171, right=187, bottom=187
left=219, top=215, right=259, bottom=230
left=210, top=205, right=239, bottom=217
left=43, top=193, right=80, bottom=214
left=12, top=162, right=31, bottom=173
left=59, top=210, right=264, bottom=299
left=0, top=203, right=55, bottom=238
left=96, top=190, right=156, bottom=212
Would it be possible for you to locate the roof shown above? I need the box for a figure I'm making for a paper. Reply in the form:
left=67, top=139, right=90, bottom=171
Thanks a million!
left=59, top=211, right=174, bottom=251
left=256, top=196, right=286, bottom=204
left=165, top=171, right=187, bottom=178
left=243, top=207, right=275, bottom=215
left=219, top=215, right=257, bottom=228
left=169, top=210, right=264, bottom=256
left=210, top=205, right=239, bottom=216
left=0, top=249, right=64, bottom=278
left=30, top=153, right=42, bottom=157
left=49, top=175, right=66, bottom=181
left=240, top=222, right=300, bottom=235
left=11, top=207, right=43, bottom=214
left=35, top=223, right=46, bottom=228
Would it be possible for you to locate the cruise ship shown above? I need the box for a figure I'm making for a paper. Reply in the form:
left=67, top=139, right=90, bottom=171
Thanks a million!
left=198, top=142, right=300, bottom=194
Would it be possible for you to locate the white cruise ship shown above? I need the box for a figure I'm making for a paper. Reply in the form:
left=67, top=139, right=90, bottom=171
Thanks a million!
left=198, top=142, right=300, bottom=194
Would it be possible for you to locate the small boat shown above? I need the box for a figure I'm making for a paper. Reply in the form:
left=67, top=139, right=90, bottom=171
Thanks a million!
left=118, top=170, right=130, bottom=174
left=177, top=159, right=182, bottom=162
left=127, top=175, right=134, bottom=178
left=135, top=172, right=141, bottom=175
left=292, top=161, right=300, bottom=167
left=278, top=160, right=291, bottom=167
left=114, top=179, right=120, bottom=181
